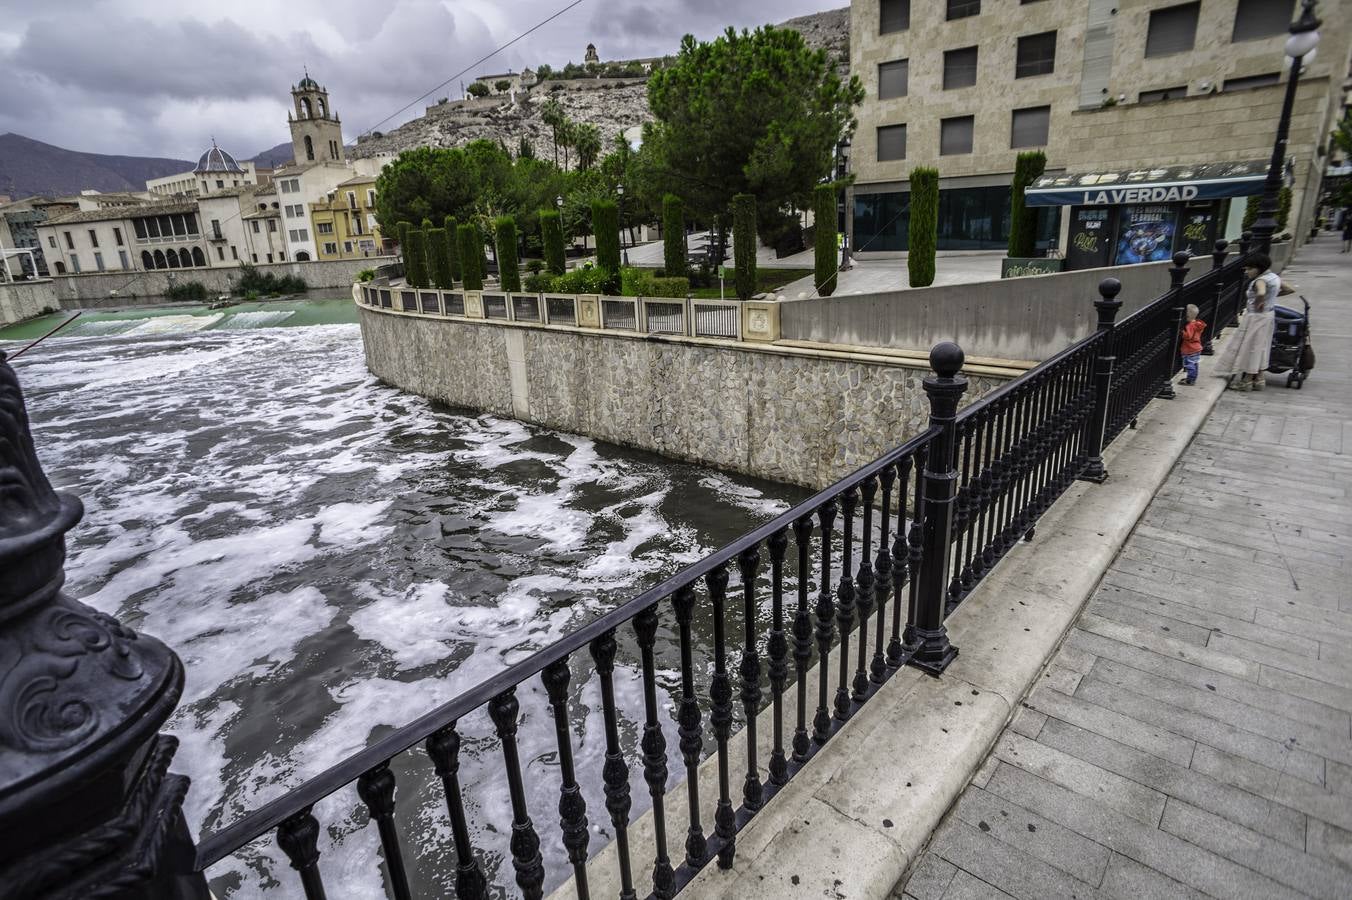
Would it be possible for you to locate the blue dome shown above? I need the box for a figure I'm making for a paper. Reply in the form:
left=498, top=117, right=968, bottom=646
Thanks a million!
left=298, top=75, right=320, bottom=91
left=195, top=144, right=244, bottom=175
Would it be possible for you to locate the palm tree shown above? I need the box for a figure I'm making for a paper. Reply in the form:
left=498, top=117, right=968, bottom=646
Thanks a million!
left=558, top=119, right=576, bottom=171
left=541, top=98, right=565, bottom=168
left=574, top=123, right=602, bottom=171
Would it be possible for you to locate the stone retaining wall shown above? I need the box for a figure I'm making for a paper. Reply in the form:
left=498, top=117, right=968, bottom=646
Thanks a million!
left=0, top=279, right=59, bottom=326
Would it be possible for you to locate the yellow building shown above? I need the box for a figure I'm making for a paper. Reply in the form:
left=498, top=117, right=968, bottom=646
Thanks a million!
left=309, top=174, right=389, bottom=260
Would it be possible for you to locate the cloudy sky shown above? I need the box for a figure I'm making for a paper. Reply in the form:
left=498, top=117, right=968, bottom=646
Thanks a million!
left=0, top=0, right=843, bottom=162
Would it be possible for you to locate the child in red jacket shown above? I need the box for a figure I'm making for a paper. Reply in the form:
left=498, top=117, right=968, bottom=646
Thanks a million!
left=1180, top=304, right=1206, bottom=385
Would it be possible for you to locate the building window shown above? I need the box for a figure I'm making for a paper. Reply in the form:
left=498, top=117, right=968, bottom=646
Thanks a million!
left=252, top=253, right=258, bottom=262
left=1139, top=85, right=1188, bottom=103
left=216, top=179, right=224, bottom=189
left=1016, top=31, right=1057, bottom=78
left=280, top=252, right=286, bottom=261
left=230, top=246, right=238, bottom=259
left=344, top=241, right=353, bottom=253
left=877, top=124, right=907, bottom=161
left=1145, top=2, right=1200, bottom=57
left=94, top=252, right=104, bottom=271
left=298, top=229, right=308, bottom=241
left=304, top=135, right=314, bottom=161
left=211, top=219, right=222, bottom=238
left=251, top=220, right=260, bottom=233
left=268, top=220, right=277, bottom=233
left=48, top=235, right=56, bottom=248
left=280, top=180, right=292, bottom=193
left=878, top=60, right=909, bottom=99
left=1010, top=106, right=1051, bottom=148
left=324, top=242, right=338, bottom=254
left=346, top=191, right=357, bottom=209
left=113, top=226, right=123, bottom=245
left=119, top=250, right=129, bottom=268
left=64, top=231, right=74, bottom=249
left=267, top=253, right=273, bottom=263
left=318, top=222, right=334, bottom=234
left=70, top=254, right=80, bottom=273
left=943, top=47, right=978, bottom=90
left=1233, top=0, right=1293, bottom=42
left=289, top=229, right=300, bottom=242
left=217, top=246, right=225, bottom=260
left=946, top=0, right=980, bottom=21
left=367, top=190, right=376, bottom=207
left=85, top=229, right=98, bottom=247
left=193, top=247, right=206, bottom=267
left=1223, top=72, right=1281, bottom=92
left=940, top=115, right=975, bottom=155
left=880, top=0, right=910, bottom=33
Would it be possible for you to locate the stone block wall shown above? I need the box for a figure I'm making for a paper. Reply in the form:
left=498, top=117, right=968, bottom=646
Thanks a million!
left=0, top=279, right=59, bottom=326
left=358, top=307, right=1008, bottom=490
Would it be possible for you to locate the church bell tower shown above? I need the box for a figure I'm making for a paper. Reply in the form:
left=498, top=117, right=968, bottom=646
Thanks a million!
left=288, top=70, right=345, bottom=164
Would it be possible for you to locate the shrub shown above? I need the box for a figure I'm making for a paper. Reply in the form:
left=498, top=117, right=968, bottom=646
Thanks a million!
left=526, top=258, right=544, bottom=275
left=1243, top=195, right=1260, bottom=231
left=494, top=216, right=522, bottom=291
left=662, top=194, right=685, bottom=278
left=732, top=193, right=757, bottom=300
left=552, top=264, right=611, bottom=294
left=467, top=82, right=490, bottom=98
left=356, top=268, right=375, bottom=282
left=908, top=167, right=939, bottom=288
left=494, top=79, right=511, bottom=93
left=813, top=184, right=837, bottom=297
left=541, top=210, right=566, bottom=275
left=1007, top=151, right=1047, bottom=258
left=236, top=263, right=307, bottom=295
left=166, top=281, right=208, bottom=302
left=524, top=272, right=554, bottom=292
left=443, top=216, right=460, bottom=281
left=405, top=228, right=429, bottom=288
left=427, top=227, right=452, bottom=288
left=421, top=217, right=434, bottom=231
left=457, top=223, right=483, bottom=290
left=591, top=199, right=621, bottom=293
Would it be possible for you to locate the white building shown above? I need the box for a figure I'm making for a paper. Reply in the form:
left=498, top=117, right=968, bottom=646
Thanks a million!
left=271, top=161, right=355, bottom=261
left=36, top=200, right=211, bottom=275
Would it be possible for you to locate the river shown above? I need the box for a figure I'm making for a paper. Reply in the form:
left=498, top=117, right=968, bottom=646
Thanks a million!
left=3, top=298, right=805, bottom=898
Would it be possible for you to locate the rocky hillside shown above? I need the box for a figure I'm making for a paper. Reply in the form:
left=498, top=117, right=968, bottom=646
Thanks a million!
left=350, top=6, right=850, bottom=163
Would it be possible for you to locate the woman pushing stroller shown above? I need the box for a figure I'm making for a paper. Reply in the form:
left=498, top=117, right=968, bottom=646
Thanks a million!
left=1214, top=253, right=1278, bottom=392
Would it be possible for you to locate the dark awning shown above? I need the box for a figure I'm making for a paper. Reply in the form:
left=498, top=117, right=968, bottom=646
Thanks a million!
left=1025, top=160, right=1268, bottom=207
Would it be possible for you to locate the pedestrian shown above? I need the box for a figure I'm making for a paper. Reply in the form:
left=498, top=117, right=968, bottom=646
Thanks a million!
left=1343, top=210, right=1352, bottom=252
left=1213, top=253, right=1278, bottom=391
left=1179, top=303, right=1206, bottom=385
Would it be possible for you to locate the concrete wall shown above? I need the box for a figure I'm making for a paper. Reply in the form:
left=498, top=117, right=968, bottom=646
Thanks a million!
left=0, top=279, right=59, bottom=326
left=358, top=306, right=1009, bottom=490
left=43, top=255, right=395, bottom=305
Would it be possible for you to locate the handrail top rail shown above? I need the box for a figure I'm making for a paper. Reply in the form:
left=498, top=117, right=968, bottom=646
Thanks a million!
left=195, top=423, right=940, bottom=869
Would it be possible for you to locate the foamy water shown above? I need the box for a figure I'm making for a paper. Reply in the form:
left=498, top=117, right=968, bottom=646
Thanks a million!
left=15, top=320, right=800, bottom=898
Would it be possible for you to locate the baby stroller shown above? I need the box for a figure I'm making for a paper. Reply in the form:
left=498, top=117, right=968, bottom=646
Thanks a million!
left=1268, top=297, right=1314, bottom=389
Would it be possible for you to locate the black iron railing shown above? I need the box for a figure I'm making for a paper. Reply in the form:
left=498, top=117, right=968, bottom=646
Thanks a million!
left=192, top=244, right=1254, bottom=899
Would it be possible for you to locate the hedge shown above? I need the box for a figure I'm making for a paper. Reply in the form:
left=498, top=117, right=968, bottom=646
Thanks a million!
left=541, top=209, right=566, bottom=275
left=813, top=184, right=837, bottom=297
left=908, top=167, right=939, bottom=288
left=457, top=223, right=483, bottom=291
left=405, top=228, right=429, bottom=288
left=443, top=215, right=460, bottom=281
left=494, top=216, right=522, bottom=292
left=621, top=267, right=689, bottom=297
left=662, top=194, right=685, bottom=277
left=732, top=193, right=757, bottom=301
left=1007, top=150, right=1046, bottom=258
left=427, top=227, right=452, bottom=288
left=592, top=199, right=621, bottom=293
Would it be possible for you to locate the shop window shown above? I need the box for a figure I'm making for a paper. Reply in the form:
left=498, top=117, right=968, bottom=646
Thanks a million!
left=940, top=116, right=974, bottom=155
left=879, top=60, right=909, bottom=99
left=1011, top=106, right=1050, bottom=148
left=1145, top=2, right=1200, bottom=57
left=880, top=0, right=910, bottom=34
left=877, top=124, right=907, bottom=161
left=1016, top=31, right=1057, bottom=78
left=944, top=47, right=978, bottom=90
left=1233, top=0, right=1293, bottom=42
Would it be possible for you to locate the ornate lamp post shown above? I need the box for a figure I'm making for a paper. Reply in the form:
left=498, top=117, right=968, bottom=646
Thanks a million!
left=617, top=182, right=629, bottom=266
left=836, top=136, right=851, bottom=271
left=1252, top=0, right=1321, bottom=254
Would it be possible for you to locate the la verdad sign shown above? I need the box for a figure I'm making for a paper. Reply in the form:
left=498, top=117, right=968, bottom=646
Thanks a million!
left=1081, top=185, right=1200, bottom=204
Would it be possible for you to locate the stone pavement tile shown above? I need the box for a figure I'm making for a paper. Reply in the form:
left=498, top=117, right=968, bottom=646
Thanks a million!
left=1306, top=818, right=1352, bottom=872
left=1075, top=613, right=1259, bottom=681
left=1086, top=597, right=1212, bottom=647
left=1040, top=664, right=1084, bottom=696
left=929, top=818, right=1106, bottom=900
left=1063, top=625, right=1344, bottom=732
left=971, top=749, right=1001, bottom=790
left=1251, top=601, right=1352, bottom=644
left=1055, top=643, right=1098, bottom=675
left=1024, top=667, right=1195, bottom=767
left=984, top=763, right=1307, bottom=900
left=992, top=731, right=1166, bottom=827
left=1156, top=486, right=1352, bottom=536
left=1212, top=632, right=1352, bottom=692
left=1260, top=664, right=1352, bottom=715
left=941, top=870, right=1017, bottom=900
left=951, top=787, right=1111, bottom=887
left=1098, top=852, right=1212, bottom=900
left=1122, top=536, right=1349, bottom=598
left=1087, top=657, right=1352, bottom=759
left=1190, top=744, right=1352, bottom=832
left=1120, top=533, right=1189, bottom=560
left=1037, top=718, right=1306, bottom=849
left=1073, top=677, right=1325, bottom=778
left=1009, top=705, right=1047, bottom=740
left=1173, top=464, right=1345, bottom=502
left=1159, top=799, right=1352, bottom=899
left=1327, top=759, right=1352, bottom=799
left=1097, top=573, right=1259, bottom=625
left=1316, top=638, right=1352, bottom=668
left=1148, top=510, right=1348, bottom=571
left=1133, top=522, right=1263, bottom=566
left=902, top=852, right=958, bottom=900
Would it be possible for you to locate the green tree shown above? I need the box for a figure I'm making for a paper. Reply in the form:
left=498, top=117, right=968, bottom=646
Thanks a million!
left=467, top=82, right=490, bottom=98
left=405, top=228, right=430, bottom=288
left=574, top=123, right=602, bottom=171
left=517, top=136, right=535, bottom=159
left=1330, top=110, right=1352, bottom=158
left=662, top=193, right=686, bottom=277
left=495, top=79, right=512, bottom=93
left=908, top=168, right=939, bottom=288
left=558, top=119, right=576, bottom=170
left=495, top=216, right=522, bottom=291
left=592, top=199, right=621, bottom=293
left=443, top=215, right=461, bottom=281
left=813, top=184, right=837, bottom=297
left=645, top=26, right=863, bottom=241
left=1007, top=151, right=1047, bottom=258
left=457, top=223, right=483, bottom=290
left=421, top=217, right=434, bottom=231
left=1243, top=195, right=1261, bottom=232
left=541, top=97, right=565, bottom=167
left=732, top=193, right=757, bottom=300
left=541, top=209, right=566, bottom=275
left=427, top=227, right=452, bottom=288
left=397, top=220, right=411, bottom=254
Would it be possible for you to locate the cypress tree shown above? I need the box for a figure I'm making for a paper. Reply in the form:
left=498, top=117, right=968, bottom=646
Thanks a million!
left=457, top=223, right=483, bottom=290
left=541, top=209, right=566, bottom=275
left=443, top=215, right=461, bottom=282
left=427, top=227, right=452, bottom=288
left=405, top=228, right=429, bottom=288
left=397, top=220, right=412, bottom=263
left=813, top=184, right=837, bottom=297
left=908, top=167, right=939, bottom=288
left=494, top=216, right=522, bottom=292
left=732, top=192, right=757, bottom=300
left=421, top=217, right=434, bottom=232
left=662, top=193, right=686, bottom=277
left=1007, top=150, right=1047, bottom=258
left=592, top=199, right=621, bottom=293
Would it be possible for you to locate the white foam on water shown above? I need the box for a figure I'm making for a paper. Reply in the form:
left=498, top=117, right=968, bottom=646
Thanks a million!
left=348, top=582, right=457, bottom=670
left=216, top=310, right=294, bottom=330
left=700, top=472, right=793, bottom=517
left=125, top=313, right=224, bottom=335
left=63, top=318, right=143, bottom=337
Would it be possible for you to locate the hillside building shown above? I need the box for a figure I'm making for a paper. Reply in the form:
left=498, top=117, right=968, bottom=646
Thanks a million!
left=847, top=0, right=1352, bottom=264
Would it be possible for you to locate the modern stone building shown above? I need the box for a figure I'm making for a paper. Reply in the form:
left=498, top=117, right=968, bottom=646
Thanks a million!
left=848, top=0, right=1352, bottom=261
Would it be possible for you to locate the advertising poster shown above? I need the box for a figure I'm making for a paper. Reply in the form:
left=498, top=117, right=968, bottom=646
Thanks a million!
left=1178, top=202, right=1219, bottom=257
left=1115, top=205, right=1177, bottom=264
left=1065, top=206, right=1113, bottom=270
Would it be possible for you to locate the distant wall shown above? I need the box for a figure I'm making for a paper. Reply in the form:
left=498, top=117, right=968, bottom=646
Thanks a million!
left=0, top=279, right=58, bottom=326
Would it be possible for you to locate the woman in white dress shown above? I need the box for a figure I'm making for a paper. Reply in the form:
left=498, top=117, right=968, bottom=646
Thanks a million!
left=1214, top=253, right=1278, bottom=392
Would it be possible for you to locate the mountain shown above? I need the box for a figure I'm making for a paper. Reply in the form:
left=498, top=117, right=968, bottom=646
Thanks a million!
left=0, top=133, right=194, bottom=200
left=249, top=141, right=296, bottom=168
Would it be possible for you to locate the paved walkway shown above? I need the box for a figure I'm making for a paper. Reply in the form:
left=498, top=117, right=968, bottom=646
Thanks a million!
left=897, top=238, right=1352, bottom=900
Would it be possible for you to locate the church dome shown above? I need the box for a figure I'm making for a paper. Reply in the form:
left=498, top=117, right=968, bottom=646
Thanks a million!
left=195, top=144, right=244, bottom=175
left=298, top=74, right=320, bottom=91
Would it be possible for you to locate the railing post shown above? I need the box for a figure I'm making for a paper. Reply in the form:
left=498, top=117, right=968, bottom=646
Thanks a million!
left=0, top=349, right=210, bottom=900
left=1204, top=240, right=1228, bottom=354
left=1238, top=230, right=1252, bottom=256
left=1157, top=251, right=1190, bottom=400
left=1078, top=278, right=1122, bottom=484
left=909, top=341, right=966, bottom=676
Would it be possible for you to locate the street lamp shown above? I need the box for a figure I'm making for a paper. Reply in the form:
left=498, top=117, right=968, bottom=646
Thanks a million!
left=1252, top=0, right=1320, bottom=253
left=835, top=136, right=851, bottom=270
left=616, top=182, right=629, bottom=265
